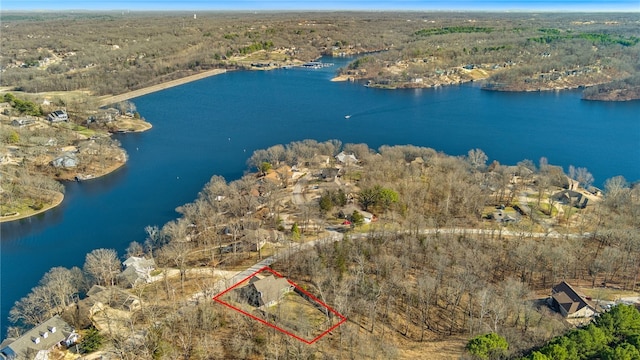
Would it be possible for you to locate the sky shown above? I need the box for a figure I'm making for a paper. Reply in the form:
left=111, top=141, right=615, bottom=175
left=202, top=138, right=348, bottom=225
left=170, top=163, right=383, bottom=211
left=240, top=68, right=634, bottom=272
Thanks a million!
left=1, top=0, right=638, bottom=12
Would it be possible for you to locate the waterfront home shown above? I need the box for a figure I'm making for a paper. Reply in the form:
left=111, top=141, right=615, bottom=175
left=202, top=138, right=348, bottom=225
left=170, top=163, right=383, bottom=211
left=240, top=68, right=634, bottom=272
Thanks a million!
left=118, top=256, right=157, bottom=288
left=551, top=190, right=589, bottom=209
left=0, top=315, right=78, bottom=360
left=51, top=152, right=78, bottom=168
left=47, top=110, right=68, bottom=123
left=335, top=151, right=358, bottom=165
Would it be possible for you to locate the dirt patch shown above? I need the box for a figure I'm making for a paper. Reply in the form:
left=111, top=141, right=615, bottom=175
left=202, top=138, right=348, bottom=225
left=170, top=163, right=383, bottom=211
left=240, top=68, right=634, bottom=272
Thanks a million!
left=108, top=117, right=152, bottom=133
left=397, top=337, right=467, bottom=359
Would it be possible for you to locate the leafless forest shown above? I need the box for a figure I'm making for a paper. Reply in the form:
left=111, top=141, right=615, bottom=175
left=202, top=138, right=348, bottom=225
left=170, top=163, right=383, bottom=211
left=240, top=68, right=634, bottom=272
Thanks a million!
left=1, top=11, right=639, bottom=97
left=7, top=139, right=639, bottom=359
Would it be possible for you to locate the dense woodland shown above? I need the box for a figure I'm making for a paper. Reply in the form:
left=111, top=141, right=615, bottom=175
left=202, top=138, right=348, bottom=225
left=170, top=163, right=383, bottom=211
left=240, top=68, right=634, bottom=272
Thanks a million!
left=6, top=140, right=640, bottom=358
left=1, top=12, right=639, bottom=98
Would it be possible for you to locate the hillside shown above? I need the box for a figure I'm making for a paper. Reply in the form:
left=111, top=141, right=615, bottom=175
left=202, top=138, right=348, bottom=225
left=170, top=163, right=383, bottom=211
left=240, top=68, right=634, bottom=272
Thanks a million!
left=1, top=12, right=638, bottom=98
left=6, top=141, right=639, bottom=359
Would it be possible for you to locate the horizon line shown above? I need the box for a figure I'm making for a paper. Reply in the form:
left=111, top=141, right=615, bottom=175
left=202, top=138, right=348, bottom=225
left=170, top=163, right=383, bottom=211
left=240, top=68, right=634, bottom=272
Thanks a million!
left=2, top=8, right=640, bottom=13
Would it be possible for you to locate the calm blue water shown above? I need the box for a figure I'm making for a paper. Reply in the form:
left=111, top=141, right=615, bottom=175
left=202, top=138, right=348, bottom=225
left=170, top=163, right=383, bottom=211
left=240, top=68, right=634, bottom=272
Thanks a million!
left=1, top=57, right=638, bottom=334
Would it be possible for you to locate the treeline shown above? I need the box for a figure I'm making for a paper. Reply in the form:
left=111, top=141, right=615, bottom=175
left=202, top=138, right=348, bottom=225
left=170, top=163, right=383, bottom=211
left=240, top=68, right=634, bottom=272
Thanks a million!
left=3, top=93, right=43, bottom=116
left=7, top=248, right=121, bottom=333
left=582, top=74, right=640, bottom=101
left=414, top=26, right=494, bottom=36
left=522, top=304, right=640, bottom=359
left=528, top=31, right=640, bottom=47
left=0, top=12, right=396, bottom=95
left=3, top=12, right=638, bottom=97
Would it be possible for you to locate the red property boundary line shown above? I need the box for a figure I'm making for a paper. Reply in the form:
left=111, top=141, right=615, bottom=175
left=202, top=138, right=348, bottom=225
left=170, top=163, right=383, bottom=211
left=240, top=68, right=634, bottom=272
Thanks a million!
left=213, top=266, right=347, bottom=344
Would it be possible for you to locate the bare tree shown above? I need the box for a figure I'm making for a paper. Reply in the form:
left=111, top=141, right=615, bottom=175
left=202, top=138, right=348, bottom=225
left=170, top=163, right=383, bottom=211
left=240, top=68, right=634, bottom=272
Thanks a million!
left=83, top=248, right=121, bottom=286
left=9, top=285, right=54, bottom=328
left=467, top=148, right=488, bottom=170
left=40, top=266, right=82, bottom=311
left=158, top=241, right=192, bottom=293
left=126, top=241, right=145, bottom=258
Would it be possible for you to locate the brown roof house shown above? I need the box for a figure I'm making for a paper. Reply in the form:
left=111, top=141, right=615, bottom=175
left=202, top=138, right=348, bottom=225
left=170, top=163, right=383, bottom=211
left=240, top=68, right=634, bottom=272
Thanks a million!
left=236, top=275, right=293, bottom=309
left=549, top=281, right=596, bottom=318
left=0, top=315, right=79, bottom=360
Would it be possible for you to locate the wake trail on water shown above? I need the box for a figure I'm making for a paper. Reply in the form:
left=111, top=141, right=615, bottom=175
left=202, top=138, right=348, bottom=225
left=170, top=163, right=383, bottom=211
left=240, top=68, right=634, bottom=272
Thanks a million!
left=345, top=95, right=461, bottom=119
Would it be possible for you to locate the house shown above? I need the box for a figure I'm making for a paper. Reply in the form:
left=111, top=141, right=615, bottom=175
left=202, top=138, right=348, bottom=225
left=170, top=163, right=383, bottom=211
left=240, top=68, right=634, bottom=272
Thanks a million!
left=51, top=152, right=78, bottom=168
left=47, top=110, right=68, bottom=123
left=552, top=190, right=588, bottom=209
left=492, top=209, right=519, bottom=223
left=586, top=186, right=603, bottom=197
left=320, top=167, right=340, bottom=181
left=10, top=118, right=36, bottom=127
left=549, top=281, right=596, bottom=318
left=335, top=151, right=358, bottom=165
left=263, top=165, right=293, bottom=187
left=310, top=154, right=331, bottom=167
left=0, top=315, right=78, bottom=360
left=82, top=285, right=141, bottom=313
left=97, top=108, right=120, bottom=123
left=237, top=275, right=293, bottom=309
left=118, top=256, right=156, bottom=287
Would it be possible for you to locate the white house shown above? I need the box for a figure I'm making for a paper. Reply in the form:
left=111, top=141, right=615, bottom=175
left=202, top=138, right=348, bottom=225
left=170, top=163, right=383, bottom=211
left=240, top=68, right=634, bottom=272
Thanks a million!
left=335, top=151, right=358, bottom=165
left=47, top=110, right=68, bottom=123
left=118, top=256, right=157, bottom=287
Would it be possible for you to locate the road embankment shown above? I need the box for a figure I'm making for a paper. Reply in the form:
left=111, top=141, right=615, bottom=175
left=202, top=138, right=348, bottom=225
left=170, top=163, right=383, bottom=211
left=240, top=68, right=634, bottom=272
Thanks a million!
left=98, top=69, right=227, bottom=106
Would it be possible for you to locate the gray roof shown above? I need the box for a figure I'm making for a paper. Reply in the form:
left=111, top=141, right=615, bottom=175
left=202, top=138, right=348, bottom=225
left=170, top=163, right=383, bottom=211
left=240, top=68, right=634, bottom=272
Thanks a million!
left=84, top=285, right=140, bottom=311
left=119, top=256, right=156, bottom=287
left=0, top=315, right=76, bottom=360
left=122, top=256, right=155, bottom=270
left=242, top=275, right=292, bottom=307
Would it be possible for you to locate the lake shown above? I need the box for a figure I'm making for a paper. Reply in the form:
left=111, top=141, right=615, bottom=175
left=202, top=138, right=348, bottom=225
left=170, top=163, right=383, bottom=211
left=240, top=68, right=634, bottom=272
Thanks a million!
left=1, top=56, right=638, bottom=334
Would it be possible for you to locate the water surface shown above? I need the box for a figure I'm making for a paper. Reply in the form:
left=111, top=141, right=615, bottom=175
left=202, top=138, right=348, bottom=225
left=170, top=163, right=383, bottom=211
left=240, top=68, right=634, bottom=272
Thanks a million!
left=1, top=57, right=638, bottom=333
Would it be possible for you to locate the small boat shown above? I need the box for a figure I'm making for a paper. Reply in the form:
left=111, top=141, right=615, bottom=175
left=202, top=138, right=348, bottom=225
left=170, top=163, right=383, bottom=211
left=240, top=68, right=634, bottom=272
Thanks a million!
left=344, top=115, right=351, bottom=119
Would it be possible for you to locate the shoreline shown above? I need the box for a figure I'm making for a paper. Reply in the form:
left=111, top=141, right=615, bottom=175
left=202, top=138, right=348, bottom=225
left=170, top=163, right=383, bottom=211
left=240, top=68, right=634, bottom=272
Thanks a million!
left=0, top=191, right=64, bottom=223
left=98, top=68, right=227, bottom=106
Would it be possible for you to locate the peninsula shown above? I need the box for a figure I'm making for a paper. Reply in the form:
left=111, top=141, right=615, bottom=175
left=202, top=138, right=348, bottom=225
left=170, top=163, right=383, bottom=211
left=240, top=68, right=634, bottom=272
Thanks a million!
left=5, top=140, right=639, bottom=359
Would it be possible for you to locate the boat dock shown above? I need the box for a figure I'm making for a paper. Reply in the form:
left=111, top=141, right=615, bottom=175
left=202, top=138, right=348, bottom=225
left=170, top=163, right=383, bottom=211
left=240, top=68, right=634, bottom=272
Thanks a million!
left=302, top=61, right=334, bottom=69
